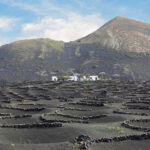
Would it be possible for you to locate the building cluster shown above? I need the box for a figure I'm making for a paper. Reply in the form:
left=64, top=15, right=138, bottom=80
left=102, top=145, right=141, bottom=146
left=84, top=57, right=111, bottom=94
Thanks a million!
left=52, top=75, right=100, bottom=81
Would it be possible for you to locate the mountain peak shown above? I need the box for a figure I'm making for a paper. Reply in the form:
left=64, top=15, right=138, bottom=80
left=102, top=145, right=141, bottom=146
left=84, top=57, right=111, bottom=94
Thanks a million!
left=114, top=16, right=126, bottom=20
left=111, top=16, right=150, bottom=27
left=77, top=16, right=150, bottom=53
left=112, top=16, right=135, bottom=22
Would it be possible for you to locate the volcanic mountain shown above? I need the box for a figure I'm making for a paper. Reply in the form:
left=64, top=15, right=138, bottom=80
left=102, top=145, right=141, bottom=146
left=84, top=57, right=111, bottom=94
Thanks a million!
left=78, top=16, right=150, bottom=53
left=0, top=16, right=150, bottom=82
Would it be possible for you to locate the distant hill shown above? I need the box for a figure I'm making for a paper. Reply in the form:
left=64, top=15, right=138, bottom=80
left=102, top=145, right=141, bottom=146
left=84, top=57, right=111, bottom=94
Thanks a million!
left=0, top=39, right=65, bottom=82
left=1, top=16, right=150, bottom=82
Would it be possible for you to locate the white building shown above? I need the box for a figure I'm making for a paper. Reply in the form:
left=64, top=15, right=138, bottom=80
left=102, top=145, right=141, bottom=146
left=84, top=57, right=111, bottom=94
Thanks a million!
left=52, top=76, right=58, bottom=81
left=67, top=75, right=79, bottom=81
left=52, top=75, right=99, bottom=81
left=89, top=75, right=99, bottom=81
left=79, top=76, right=86, bottom=81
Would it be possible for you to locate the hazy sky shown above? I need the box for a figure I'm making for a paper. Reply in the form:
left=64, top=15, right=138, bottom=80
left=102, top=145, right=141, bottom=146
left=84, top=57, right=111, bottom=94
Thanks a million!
left=0, top=0, right=149, bottom=45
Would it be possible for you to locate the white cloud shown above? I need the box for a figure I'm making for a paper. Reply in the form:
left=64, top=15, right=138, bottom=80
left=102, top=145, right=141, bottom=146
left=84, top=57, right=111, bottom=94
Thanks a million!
left=0, top=42, right=5, bottom=46
left=1, top=0, right=67, bottom=16
left=0, top=17, right=16, bottom=31
left=0, top=37, right=12, bottom=46
left=0, top=1, right=107, bottom=44
left=21, top=13, right=106, bottom=42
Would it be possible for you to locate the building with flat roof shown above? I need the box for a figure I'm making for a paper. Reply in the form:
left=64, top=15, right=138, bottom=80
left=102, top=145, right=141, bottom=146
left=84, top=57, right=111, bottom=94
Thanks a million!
left=51, top=75, right=100, bottom=81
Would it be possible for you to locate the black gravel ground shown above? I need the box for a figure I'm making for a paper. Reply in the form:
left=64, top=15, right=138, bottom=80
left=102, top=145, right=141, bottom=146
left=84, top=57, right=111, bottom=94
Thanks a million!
left=0, top=80, right=150, bottom=150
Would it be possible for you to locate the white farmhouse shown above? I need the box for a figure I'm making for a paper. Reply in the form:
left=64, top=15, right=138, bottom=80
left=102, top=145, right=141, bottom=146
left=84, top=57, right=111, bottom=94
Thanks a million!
left=52, top=75, right=100, bottom=81
left=79, top=76, right=86, bottom=81
left=52, top=76, right=58, bottom=81
left=89, top=75, right=99, bottom=81
left=68, top=76, right=78, bottom=81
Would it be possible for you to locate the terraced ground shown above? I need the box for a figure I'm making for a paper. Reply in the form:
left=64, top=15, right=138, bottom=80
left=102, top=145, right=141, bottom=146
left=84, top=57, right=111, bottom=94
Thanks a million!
left=0, top=80, right=150, bottom=150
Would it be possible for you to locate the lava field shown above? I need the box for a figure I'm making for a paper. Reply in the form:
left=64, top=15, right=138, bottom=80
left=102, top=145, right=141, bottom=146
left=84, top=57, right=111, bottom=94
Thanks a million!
left=0, top=80, right=150, bottom=150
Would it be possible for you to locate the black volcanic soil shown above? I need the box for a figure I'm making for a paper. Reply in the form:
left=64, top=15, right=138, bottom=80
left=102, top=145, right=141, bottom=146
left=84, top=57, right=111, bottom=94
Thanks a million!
left=0, top=80, right=150, bottom=150
left=89, top=140, right=150, bottom=150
